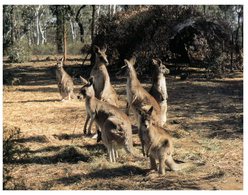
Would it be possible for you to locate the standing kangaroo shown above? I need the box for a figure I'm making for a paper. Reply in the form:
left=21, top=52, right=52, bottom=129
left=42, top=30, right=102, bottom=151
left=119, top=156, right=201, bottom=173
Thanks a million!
left=79, top=76, right=133, bottom=162
left=124, top=56, right=161, bottom=156
left=139, top=107, right=194, bottom=175
left=83, top=45, right=119, bottom=135
left=55, top=57, right=75, bottom=101
left=149, top=58, right=170, bottom=126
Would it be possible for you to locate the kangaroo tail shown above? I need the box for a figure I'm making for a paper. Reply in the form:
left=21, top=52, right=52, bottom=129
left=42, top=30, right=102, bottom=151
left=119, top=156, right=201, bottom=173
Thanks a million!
left=124, top=136, right=134, bottom=154
left=70, top=92, right=77, bottom=99
left=166, top=156, right=195, bottom=171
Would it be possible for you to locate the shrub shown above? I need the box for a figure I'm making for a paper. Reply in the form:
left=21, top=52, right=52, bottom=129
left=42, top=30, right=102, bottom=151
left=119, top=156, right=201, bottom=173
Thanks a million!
left=7, top=39, right=31, bottom=63
left=96, top=5, right=232, bottom=76
left=32, top=43, right=57, bottom=55
left=3, top=125, right=28, bottom=162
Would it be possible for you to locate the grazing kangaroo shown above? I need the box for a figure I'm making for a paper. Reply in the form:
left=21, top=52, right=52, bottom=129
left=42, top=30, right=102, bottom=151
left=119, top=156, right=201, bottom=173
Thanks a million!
left=149, top=58, right=170, bottom=126
left=124, top=56, right=161, bottom=156
left=78, top=76, right=133, bottom=162
left=139, top=107, right=194, bottom=175
left=83, top=45, right=119, bottom=135
left=55, top=57, right=75, bottom=101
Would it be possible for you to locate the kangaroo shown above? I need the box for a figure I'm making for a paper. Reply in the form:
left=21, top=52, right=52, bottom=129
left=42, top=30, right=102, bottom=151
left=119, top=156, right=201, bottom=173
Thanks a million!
left=78, top=76, right=133, bottom=162
left=90, top=45, right=119, bottom=104
left=123, top=56, right=161, bottom=156
left=83, top=45, right=119, bottom=135
left=55, top=57, right=75, bottom=101
left=139, top=107, right=194, bottom=175
left=149, top=58, right=170, bottom=126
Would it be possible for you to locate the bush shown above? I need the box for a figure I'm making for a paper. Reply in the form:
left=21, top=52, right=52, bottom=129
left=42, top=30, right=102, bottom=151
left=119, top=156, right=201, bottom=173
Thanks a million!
left=67, top=41, right=87, bottom=55
left=32, top=43, right=56, bottom=55
left=7, top=39, right=31, bottom=63
left=96, top=5, right=232, bottom=75
left=3, top=125, right=28, bottom=162
left=3, top=125, right=30, bottom=190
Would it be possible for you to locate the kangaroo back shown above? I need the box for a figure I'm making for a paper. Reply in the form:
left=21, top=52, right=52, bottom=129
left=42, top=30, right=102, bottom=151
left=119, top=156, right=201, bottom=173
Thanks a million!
left=124, top=57, right=161, bottom=125
left=79, top=76, right=133, bottom=162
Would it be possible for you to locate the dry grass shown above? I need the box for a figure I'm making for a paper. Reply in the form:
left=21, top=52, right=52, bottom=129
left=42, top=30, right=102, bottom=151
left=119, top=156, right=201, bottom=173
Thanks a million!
left=3, top=55, right=243, bottom=190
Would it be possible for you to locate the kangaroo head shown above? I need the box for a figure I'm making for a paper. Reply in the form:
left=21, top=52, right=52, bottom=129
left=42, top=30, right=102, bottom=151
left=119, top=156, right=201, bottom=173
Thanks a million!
left=94, top=45, right=109, bottom=65
left=124, top=56, right=137, bottom=76
left=78, top=76, right=95, bottom=99
left=139, top=106, right=154, bottom=129
left=152, top=58, right=170, bottom=76
left=56, top=57, right=64, bottom=69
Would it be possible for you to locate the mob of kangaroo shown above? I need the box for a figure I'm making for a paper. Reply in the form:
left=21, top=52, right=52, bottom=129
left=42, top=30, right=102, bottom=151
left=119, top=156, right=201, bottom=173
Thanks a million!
left=56, top=45, right=195, bottom=175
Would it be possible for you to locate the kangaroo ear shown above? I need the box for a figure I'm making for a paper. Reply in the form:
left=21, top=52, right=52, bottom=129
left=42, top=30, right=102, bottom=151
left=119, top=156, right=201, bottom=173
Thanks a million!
left=152, top=59, right=158, bottom=65
left=129, top=56, right=136, bottom=66
left=157, top=58, right=162, bottom=65
left=88, top=77, right=94, bottom=86
left=136, top=108, right=143, bottom=116
left=79, top=76, right=88, bottom=85
left=124, top=59, right=129, bottom=65
left=101, top=44, right=107, bottom=53
left=147, top=106, right=154, bottom=116
left=93, top=45, right=101, bottom=54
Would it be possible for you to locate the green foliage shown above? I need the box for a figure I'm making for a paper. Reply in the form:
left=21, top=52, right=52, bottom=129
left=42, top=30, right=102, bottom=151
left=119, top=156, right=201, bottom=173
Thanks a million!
left=32, top=43, right=57, bottom=55
left=7, top=39, right=32, bottom=63
left=67, top=42, right=86, bottom=55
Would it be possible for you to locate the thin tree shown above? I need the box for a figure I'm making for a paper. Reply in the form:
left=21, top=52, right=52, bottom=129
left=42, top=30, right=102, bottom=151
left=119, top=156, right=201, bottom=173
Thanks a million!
left=91, top=5, right=96, bottom=45
left=75, top=5, right=86, bottom=43
left=89, top=5, right=96, bottom=66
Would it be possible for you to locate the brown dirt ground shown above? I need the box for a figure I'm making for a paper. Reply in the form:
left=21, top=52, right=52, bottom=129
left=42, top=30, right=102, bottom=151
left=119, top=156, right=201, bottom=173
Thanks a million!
left=3, top=55, right=243, bottom=190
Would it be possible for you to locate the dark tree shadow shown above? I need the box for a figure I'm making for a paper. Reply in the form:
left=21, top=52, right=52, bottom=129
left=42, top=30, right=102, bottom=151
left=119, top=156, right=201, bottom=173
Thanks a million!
left=27, top=145, right=62, bottom=154
left=50, top=165, right=147, bottom=187
left=53, top=133, right=83, bottom=140
left=81, top=143, right=107, bottom=156
left=14, top=135, right=49, bottom=143
left=167, top=76, right=243, bottom=139
left=4, top=99, right=60, bottom=104
left=10, top=153, right=90, bottom=165
left=10, top=145, right=91, bottom=165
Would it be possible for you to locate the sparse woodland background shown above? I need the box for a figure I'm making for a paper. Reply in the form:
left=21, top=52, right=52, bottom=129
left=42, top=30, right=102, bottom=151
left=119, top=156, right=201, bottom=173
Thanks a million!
left=3, top=5, right=243, bottom=75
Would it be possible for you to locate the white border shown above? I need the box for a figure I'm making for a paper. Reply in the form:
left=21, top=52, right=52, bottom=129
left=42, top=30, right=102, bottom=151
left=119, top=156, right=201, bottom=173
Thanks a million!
left=0, top=1, right=247, bottom=194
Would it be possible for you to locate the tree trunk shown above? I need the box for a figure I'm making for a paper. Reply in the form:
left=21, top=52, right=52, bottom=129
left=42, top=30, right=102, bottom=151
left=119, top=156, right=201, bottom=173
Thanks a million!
left=95, top=5, right=101, bottom=34
left=230, top=33, right=234, bottom=71
left=91, top=5, right=96, bottom=45
left=203, top=5, right=206, bottom=15
left=56, top=6, right=63, bottom=54
left=39, top=12, right=46, bottom=44
left=235, top=8, right=241, bottom=54
left=113, top=5, right=116, bottom=15
left=108, top=5, right=111, bottom=19
left=35, top=5, right=41, bottom=45
left=75, top=5, right=86, bottom=43
left=63, top=15, right=67, bottom=60
left=28, top=24, right=32, bottom=46
left=69, top=19, right=76, bottom=42
left=10, top=5, right=15, bottom=45
left=96, top=5, right=101, bottom=17
left=90, top=5, right=96, bottom=66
